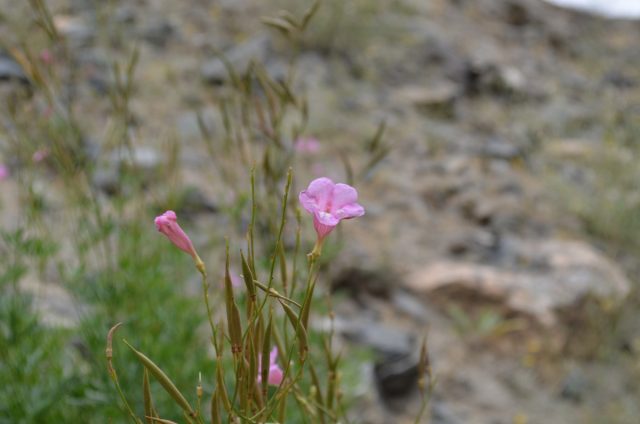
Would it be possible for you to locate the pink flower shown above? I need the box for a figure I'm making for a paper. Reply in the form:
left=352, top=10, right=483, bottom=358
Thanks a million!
left=0, top=165, right=8, bottom=181
left=299, top=177, right=365, bottom=242
left=39, top=49, right=53, bottom=65
left=229, top=269, right=242, bottom=288
left=258, top=347, right=284, bottom=386
left=32, top=148, right=49, bottom=163
left=294, top=137, right=320, bottom=154
left=154, top=211, right=198, bottom=259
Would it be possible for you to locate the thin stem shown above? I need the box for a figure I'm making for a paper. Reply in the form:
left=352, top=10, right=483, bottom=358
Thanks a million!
left=199, top=269, right=219, bottom=356
left=253, top=248, right=319, bottom=421
left=111, top=375, right=142, bottom=424
left=253, top=280, right=302, bottom=308
left=241, top=170, right=292, bottom=344
left=249, top=168, right=257, bottom=274
left=414, top=380, right=436, bottom=424
left=289, top=207, right=302, bottom=298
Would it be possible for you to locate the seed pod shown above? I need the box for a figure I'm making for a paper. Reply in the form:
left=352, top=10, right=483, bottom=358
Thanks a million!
left=240, top=251, right=257, bottom=302
left=300, top=280, right=316, bottom=330
left=225, top=241, right=243, bottom=355
left=124, top=341, right=195, bottom=418
left=279, top=300, right=308, bottom=359
left=143, top=368, right=156, bottom=424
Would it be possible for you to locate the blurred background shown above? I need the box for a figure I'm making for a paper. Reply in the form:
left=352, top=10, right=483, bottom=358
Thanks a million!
left=1, top=0, right=639, bottom=423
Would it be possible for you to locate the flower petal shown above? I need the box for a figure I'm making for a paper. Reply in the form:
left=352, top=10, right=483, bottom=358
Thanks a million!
left=299, top=191, right=320, bottom=214
left=315, top=211, right=340, bottom=226
left=302, top=177, right=335, bottom=211
left=268, top=365, right=284, bottom=386
left=313, top=215, right=336, bottom=240
left=335, top=202, right=365, bottom=219
left=330, top=183, right=358, bottom=212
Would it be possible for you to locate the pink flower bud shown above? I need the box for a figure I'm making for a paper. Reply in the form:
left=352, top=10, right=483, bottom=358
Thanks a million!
left=299, top=177, right=365, bottom=243
left=258, top=347, right=284, bottom=386
left=154, top=211, right=198, bottom=259
left=39, top=49, right=53, bottom=66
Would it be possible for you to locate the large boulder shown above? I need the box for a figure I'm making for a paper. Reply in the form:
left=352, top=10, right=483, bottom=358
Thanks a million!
left=407, top=237, right=630, bottom=326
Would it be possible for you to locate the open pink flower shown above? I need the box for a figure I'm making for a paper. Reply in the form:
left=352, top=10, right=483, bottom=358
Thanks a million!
left=0, top=165, right=9, bottom=181
left=294, top=137, right=320, bottom=154
left=258, top=347, right=284, bottom=386
left=299, top=177, right=365, bottom=242
left=154, top=211, right=198, bottom=259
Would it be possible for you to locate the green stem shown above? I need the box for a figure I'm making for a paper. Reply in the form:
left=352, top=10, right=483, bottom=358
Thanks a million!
left=110, top=373, right=142, bottom=424
left=253, top=248, right=320, bottom=421
left=198, top=267, right=219, bottom=356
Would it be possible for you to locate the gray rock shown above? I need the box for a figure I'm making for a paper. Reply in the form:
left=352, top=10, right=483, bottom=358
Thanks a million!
left=177, top=186, right=218, bottom=215
left=265, top=59, right=289, bottom=83
left=92, top=146, right=164, bottom=195
left=457, top=192, right=499, bottom=226
left=331, top=267, right=395, bottom=299
left=602, top=71, right=636, bottom=89
left=110, top=146, right=163, bottom=173
left=407, top=237, right=631, bottom=326
left=374, top=351, right=420, bottom=399
left=392, top=290, right=431, bottom=323
left=176, top=108, right=218, bottom=141
left=448, top=229, right=499, bottom=258
left=140, top=19, right=175, bottom=48
left=479, top=138, right=522, bottom=161
left=20, top=275, right=80, bottom=328
left=318, top=314, right=418, bottom=403
left=69, top=0, right=97, bottom=13
left=421, top=174, right=467, bottom=209
left=496, top=66, right=529, bottom=95
left=432, top=401, right=464, bottom=424
left=53, top=15, right=95, bottom=48
left=92, top=167, right=120, bottom=196
left=113, top=5, right=136, bottom=24
left=503, top=0, right=533, bottom=26
left=201, top=35, right=271, bottom=84
left=453, top=59, right=532, bottom=98
left=0, top=53, right=29, bottom=85
left=218, top=0, right=253, bottom=12
left=394, top=83, right=459, bottom=119
left=560, top=367, right=588, bottom=403
left=344, top=322, right=414, bottom=358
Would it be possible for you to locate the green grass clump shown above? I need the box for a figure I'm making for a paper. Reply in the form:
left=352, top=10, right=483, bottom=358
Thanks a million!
left=0, top=230, right=86, bottom=423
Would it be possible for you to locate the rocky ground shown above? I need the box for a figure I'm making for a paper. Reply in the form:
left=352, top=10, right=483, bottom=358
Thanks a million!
left=1, top=0, right=639, bottom=423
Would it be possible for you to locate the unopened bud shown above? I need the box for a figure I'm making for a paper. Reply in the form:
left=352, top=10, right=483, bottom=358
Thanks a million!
left=197, top=372, right=203, bottom=398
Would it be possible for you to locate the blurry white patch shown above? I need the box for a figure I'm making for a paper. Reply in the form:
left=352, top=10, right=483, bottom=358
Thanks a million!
left=545, top=0, right=640, bottom=18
